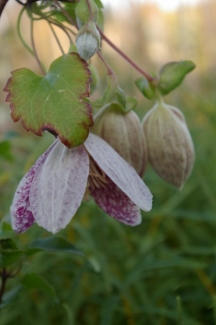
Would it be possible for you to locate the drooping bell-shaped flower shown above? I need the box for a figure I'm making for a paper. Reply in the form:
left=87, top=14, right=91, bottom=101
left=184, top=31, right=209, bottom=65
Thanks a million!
left=93, top=103, right=148, bottom=177
left=142, top=99, right=195, bottom=188
left=11, top=133, right=152, bottom=234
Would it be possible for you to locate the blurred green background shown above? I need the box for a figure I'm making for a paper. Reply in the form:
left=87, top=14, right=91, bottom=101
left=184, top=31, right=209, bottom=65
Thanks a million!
left=1, top=1, right=216, bottom=324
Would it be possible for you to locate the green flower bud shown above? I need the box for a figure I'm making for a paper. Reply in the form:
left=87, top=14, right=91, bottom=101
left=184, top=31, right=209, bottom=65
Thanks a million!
left=75, top=0, right=99, bottom=29
left=76, top=21, right=101, bottom=61
left=142, top=101, right=195, bottom=188
left=93, top=104, right=148, bottom=176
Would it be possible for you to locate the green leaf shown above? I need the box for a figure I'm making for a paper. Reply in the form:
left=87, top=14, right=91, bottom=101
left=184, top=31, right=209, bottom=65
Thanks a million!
left=62, top=303, right=75, bottom=324
left=22, top=273, right=56, bottom=297
left=135, top=77, right=156, bottom=100
left=94, top=0, right=103, bottom=9
left=0, top=250, right=23, bottom=267
left=96, top=7, right=104, bottom=31
left=158, top=60, right=196, bottom=95
left=4, top=53, right=93, bottom=148
left=0, top=222, right=15, bottom=240
left=0, top=141, right=13, bottom=161
left=0, top=238, right=17, bottom=250
left=50, top=3, right=77, bottom=23
left=63, top=3, right=77, bottom=21
left=29, top=236, right=83, bottom=256
left=0, top=285, right=22, bottom=309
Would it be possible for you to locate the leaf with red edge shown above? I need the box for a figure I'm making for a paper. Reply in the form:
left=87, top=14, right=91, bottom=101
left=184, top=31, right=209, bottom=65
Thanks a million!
left=4, top=53, right=93, bottom=148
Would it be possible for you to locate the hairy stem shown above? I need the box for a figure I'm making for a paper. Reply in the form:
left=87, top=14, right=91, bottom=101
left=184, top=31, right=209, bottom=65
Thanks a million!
left=97, top=50, right=116, bottom=79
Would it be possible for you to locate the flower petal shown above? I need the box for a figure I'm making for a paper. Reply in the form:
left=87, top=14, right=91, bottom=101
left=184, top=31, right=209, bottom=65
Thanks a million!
left=90, top=178, right=142, bottom=226
left=29, top=142, right=89, bottom=234
left=85, top=133, right=152, bottom=212
left=10, top=142, right=57, bottom=233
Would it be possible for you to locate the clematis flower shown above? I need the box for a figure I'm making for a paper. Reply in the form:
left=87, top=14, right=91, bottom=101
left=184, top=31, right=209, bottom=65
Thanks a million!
left=11, top=133, right=152, bottom=234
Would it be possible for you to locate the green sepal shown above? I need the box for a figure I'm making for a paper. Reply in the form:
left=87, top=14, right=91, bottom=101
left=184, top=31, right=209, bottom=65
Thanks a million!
left=135, top=77, right=156, bottom=100
left=125, top=97, right=138, bottom=112
left=93, top=74, right=126, bottom=109
left=158, top=60, right=196, bottom=95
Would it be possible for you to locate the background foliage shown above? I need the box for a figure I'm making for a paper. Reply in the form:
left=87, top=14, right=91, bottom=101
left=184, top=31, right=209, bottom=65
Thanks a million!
left=1, top=1, right=216, bottom=324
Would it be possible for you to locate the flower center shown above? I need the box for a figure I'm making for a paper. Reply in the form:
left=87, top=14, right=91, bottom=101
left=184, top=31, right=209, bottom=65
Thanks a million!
left=88, top=157, right=108, bottom=189
left=83, top=155, right=108, bottom=201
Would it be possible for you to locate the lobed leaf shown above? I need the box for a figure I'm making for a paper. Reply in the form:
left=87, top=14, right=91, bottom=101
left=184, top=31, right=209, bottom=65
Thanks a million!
left=4, top=53, right=93, bottom=148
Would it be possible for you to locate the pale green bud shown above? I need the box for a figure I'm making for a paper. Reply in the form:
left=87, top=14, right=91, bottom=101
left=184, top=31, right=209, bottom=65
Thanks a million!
left=75, top=0, right=99, bottom=29
left=93, top=104, right=148, bottom=176
left=142, top=101, right=195, bottom=188
left=76, top=21, right=100, bottom=61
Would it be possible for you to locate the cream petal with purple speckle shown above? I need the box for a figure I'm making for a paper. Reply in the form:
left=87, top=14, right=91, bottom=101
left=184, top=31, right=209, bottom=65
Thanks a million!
left=85, top=133, right=153, bottom=213
left=29, top=142, right=89, bottom=234
left=90, top=178, right=142, bottom=226
left=10, top=141, right=57, bottom=233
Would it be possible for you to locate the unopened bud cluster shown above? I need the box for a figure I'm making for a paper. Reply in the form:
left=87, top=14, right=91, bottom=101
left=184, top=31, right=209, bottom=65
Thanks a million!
left=93, top=94, right=194, bottom=189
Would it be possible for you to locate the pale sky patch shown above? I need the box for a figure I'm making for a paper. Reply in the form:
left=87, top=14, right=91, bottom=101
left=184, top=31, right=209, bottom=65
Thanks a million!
left=102, top=0, right=201, bottom=12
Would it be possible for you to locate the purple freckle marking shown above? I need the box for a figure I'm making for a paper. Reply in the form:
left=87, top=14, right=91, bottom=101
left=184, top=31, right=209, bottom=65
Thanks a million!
left=11, top=141, right=57, bottom=233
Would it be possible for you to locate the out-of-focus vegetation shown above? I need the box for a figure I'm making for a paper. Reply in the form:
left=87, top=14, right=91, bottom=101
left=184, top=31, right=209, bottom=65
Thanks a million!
left=1, top=1, right=216, bottom=324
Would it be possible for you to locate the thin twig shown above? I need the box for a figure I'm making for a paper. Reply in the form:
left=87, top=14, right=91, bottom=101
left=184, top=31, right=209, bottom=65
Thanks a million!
left=53, top=0, right=77, bottom=27
left=97, top=26, right=156, bottom=83
left=0, top=0, right=9, bottom=17
left=97, top=50, right=116, bottom=79
left=47, top=18, right=75, bottom=40
left=48, top=21, right=65, bottom=55
left=30, top=13, right=46, bottom=75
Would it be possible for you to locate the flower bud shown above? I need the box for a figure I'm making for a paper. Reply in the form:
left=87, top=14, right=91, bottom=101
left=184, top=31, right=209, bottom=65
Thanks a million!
left=75, top=0, right=99, bottom=29
left=76, top=21, right=100, bottom=61
left=93, top=104, right=148, bottom=176
left=142, top=101, right=195, bottom=188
